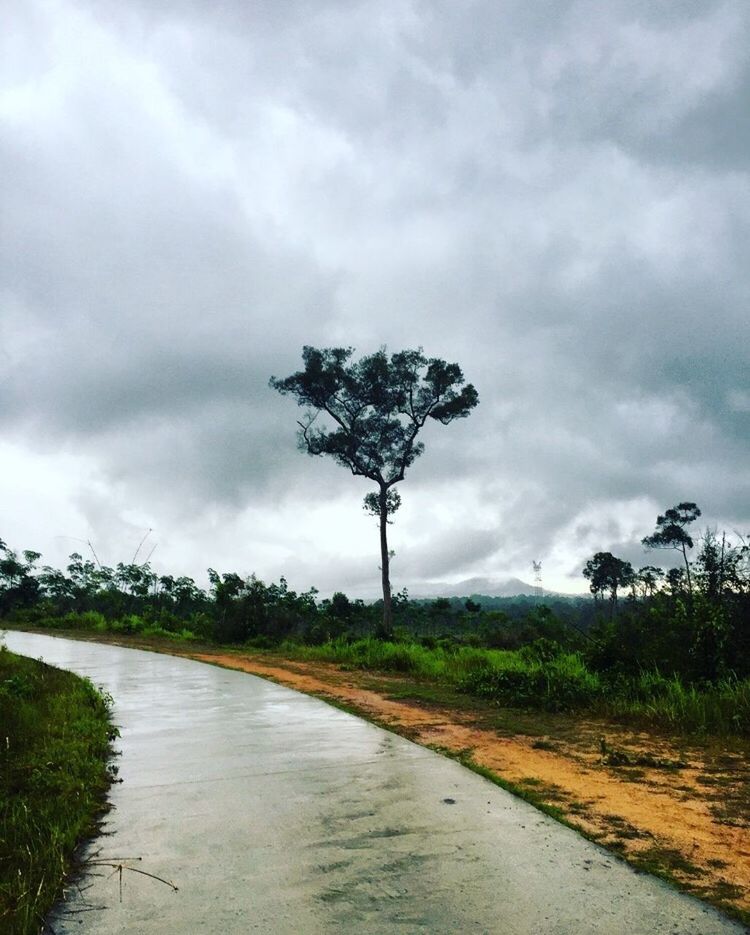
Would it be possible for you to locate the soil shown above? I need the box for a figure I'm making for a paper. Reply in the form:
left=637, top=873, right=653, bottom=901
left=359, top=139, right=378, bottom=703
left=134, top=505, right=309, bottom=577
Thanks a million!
left=190, top=650, right=750, bottom=923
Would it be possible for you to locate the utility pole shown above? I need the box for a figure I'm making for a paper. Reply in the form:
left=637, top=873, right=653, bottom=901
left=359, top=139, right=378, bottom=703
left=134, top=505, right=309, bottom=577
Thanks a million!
left=532, top=560, right=543, bottom=602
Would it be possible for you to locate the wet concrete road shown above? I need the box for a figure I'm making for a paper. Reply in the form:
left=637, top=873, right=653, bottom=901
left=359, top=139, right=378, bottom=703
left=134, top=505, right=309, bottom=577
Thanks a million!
left=5, top=632, right=745, bottom=934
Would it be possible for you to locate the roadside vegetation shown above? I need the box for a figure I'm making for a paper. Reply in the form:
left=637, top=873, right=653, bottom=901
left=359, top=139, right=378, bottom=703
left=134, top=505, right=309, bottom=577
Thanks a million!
left=1, top=500, right=748, bottom=737
left=0, top=645, right=116, bottom=935
left=272, top=638, right=749, bottom=736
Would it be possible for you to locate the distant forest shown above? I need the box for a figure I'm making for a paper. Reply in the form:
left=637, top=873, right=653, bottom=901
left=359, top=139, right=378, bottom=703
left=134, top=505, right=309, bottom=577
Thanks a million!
left=0, top=532, right=588, bottom=650
left=1, top=502, right=748, bottom=685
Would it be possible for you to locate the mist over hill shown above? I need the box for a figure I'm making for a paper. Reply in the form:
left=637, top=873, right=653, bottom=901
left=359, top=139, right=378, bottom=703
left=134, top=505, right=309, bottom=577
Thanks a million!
left=409, top=577, right=559, bottom=600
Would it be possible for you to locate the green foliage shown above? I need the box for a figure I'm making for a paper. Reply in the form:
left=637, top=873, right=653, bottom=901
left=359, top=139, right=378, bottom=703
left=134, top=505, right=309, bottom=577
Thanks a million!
left=518, top=637, right=565, bottom=664
left=458, top=653, right=602, bottom=712
left=280, top=636, right=750, bottom=735
left=582, top=552, right=634, bottom=605
left=208, top=573, right=320, bottom=644
left=602, top=671, right=750, bottom=736
left=363, top=488, right=401, bottom=517
left=270, top=346, right=478, bottom=486
left=582, top=505, right=750, bottom=683
left=0, top=646, right=116, bottom=934
left=641, top=502, right=702, bottom=595
left=0, top=542, right=40, bottom=615
left=642, top=502, right=701, bottom=553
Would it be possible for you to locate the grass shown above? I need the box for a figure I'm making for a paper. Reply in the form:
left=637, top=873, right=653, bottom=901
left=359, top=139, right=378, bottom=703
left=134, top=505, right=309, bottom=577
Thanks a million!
left=0, top=644, right=117, bottom=935
left=279, top=637, right=750, bottom=737
left=31, top=611, right=200, bottom=642
left=603, top=672, right=750, bottom=736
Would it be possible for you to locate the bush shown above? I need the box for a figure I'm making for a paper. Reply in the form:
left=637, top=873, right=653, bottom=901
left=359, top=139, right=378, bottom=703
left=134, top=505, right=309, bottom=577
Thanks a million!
left=458, top=654, right=602, bottom=712
left=519, top=638, right=564, bottom=664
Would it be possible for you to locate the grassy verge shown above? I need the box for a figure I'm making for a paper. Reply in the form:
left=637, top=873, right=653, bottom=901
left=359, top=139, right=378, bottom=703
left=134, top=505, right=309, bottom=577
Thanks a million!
left=0, top=644, right=117, bottom=935
left=279, top=637, right=750, bottom=737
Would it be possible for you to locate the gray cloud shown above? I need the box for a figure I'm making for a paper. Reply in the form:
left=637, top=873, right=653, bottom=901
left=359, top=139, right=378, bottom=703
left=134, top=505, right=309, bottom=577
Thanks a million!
left=1, top=0, right=748, bottom=594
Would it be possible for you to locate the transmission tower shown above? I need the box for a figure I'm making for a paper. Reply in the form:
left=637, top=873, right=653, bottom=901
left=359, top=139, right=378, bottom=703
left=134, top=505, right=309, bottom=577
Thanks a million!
left=532, top=560, right=543, bottom=601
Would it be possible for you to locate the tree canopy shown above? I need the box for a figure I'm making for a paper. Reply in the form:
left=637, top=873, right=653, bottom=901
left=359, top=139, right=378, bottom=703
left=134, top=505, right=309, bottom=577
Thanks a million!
left=270, top=346, right=478, bottom=487
left=642, top=501, right=701, bottom=594
left=582, top=551, right=634, bottom=609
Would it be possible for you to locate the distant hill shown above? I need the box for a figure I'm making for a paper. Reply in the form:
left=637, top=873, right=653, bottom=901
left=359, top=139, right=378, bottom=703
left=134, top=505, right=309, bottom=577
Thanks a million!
left=407, top=577, right=586, bottom=603
left=410, top=576, right=538, bottom=599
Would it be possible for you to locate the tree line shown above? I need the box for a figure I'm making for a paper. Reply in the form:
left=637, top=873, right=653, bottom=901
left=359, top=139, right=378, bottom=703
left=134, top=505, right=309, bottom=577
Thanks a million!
left=0, top=536, right=575, bottom=650
left=1, top=496, right=747, bottom=685
left=581, top=502, right=749, bottom=681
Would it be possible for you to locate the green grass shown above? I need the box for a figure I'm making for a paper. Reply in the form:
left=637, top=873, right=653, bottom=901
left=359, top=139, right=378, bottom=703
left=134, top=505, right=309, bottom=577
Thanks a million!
left=278, top=637, right=750, bottom=736
left=602, top=671, right=750, bottom=736
left=281, top=636, right=556, bottom=684
left=30, top=611, right=199, bottom=642
left=0, top=645, right=117, bottom=935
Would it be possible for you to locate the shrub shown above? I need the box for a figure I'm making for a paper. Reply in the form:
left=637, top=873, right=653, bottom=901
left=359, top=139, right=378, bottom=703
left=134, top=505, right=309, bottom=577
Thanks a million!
left=458, top=654, right=602, bottom=712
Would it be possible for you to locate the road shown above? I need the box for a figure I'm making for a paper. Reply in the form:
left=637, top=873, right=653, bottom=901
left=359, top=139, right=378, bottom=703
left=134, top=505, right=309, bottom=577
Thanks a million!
left=4, top=631, right=745, bottom=934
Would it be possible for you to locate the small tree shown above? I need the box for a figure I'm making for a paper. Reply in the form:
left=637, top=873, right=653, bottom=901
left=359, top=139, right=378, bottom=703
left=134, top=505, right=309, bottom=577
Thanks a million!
left=0, top=541, right=42, bottom=614
left=270, top=346, right=478, bottom=635
left=636, top=565, right=664, bottom=598
left=642, top=502, right=701, bottom=597
left=582, top=551, right=634, bottom=617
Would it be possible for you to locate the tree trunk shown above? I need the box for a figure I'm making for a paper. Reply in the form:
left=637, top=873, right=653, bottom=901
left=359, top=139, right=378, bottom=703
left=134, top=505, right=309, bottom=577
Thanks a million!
left=682, top=544, right=694, bottom=617
left=378, top=484, right=393, bottom=638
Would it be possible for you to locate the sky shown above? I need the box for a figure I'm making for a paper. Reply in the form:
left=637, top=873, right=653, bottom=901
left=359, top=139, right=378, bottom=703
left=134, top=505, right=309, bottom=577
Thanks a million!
left=1, top=0, right=749, bottom=598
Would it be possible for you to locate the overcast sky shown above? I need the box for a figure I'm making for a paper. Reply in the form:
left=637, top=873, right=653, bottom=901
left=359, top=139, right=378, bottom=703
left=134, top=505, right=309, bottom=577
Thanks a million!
left=2, top=0, right=749, bottom=597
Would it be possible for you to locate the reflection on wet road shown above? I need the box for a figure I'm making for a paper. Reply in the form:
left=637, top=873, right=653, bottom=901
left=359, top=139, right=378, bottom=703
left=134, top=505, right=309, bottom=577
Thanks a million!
left=4, top=632, right=744, bottom=934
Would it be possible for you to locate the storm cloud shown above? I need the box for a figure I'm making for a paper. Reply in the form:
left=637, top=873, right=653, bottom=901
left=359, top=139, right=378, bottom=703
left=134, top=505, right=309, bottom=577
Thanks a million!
left=1, top=0, right=748, bottom=595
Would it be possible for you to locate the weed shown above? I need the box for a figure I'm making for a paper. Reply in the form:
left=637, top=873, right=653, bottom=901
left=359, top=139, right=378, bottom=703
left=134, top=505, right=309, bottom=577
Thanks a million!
left=633, top=845, right=704, bottom=879
left=0, top=646, right=116, bottom=935
left=598, top=737, right=688, bottom=769
left=706, top=882, right=746, bottom=901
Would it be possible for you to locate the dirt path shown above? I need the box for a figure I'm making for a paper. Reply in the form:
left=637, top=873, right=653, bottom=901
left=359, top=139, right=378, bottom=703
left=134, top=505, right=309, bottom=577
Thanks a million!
left=191, top=650, right=750, bottom=923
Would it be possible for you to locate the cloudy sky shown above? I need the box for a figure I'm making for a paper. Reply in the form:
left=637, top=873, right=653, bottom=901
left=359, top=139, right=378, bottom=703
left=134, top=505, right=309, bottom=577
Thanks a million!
left=2, top=0, right=749, bottom=597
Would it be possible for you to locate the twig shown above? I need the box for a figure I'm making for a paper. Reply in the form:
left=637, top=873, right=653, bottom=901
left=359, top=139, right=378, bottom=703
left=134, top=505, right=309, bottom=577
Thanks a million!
left=87, top=858, right=178, bottom=894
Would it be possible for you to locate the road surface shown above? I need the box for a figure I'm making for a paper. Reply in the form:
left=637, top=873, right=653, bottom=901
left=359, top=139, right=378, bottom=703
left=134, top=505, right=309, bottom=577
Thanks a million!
left=4, top=631, right=745, bottom=934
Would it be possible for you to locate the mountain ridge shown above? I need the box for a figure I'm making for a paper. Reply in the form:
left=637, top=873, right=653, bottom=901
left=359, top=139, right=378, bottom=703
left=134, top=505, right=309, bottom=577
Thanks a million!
left=409, top=576, right=539, bottom=599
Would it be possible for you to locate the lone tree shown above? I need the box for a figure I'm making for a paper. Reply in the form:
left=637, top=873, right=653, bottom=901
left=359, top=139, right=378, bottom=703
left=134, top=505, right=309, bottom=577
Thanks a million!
left=642, top=502, right=701, bottom=597
left=270, top=346, right=478, bottom=635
